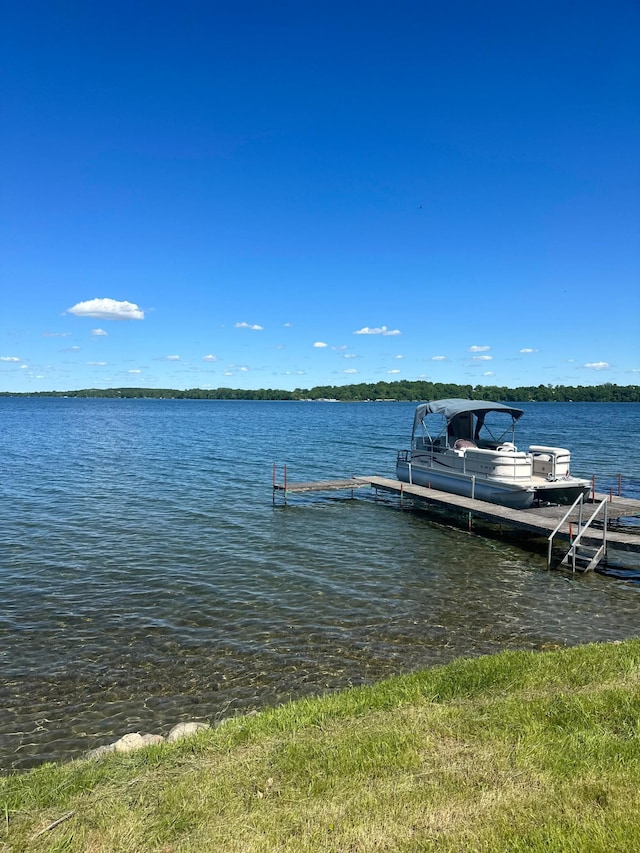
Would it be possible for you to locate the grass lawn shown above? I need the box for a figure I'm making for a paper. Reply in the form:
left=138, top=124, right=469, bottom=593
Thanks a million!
left=2, top=639, right=640, bottom=852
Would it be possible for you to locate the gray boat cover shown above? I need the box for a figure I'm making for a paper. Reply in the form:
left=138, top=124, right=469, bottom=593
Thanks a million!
left=412, top=398, right=524, bottom=434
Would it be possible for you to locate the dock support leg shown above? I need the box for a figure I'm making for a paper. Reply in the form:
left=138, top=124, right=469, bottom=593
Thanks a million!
left=272, top=463, right=276, bottom=507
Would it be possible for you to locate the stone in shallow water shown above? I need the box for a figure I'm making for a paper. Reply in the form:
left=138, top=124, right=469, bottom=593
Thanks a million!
left=140, top=733, right=165, bottom=746
left=86, top=743, right=116, bottom=760
left=111, top=732, right=165, bottom=753
left=85, top=723, right=208, bottom=760
left=113, top=732, right=146, bottom=753
left=166, top=721, right=210, bottom=743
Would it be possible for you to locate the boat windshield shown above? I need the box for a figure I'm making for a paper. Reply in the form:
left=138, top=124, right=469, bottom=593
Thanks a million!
left=414, top=405, right=518, bottom=447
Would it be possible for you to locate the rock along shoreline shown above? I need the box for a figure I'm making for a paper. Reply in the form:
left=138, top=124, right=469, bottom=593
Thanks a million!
left=85, top=721, right=211, bottom=760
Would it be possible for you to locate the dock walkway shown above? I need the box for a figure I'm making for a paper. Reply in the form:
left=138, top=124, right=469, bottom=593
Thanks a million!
left=272, top=477, right=370, bottom=504
left=354, top=475, right=640, bottom=550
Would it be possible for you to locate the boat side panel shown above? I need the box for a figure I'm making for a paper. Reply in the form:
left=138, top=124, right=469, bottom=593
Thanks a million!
left=412, top=446, right=534, bottom=483
left=396, top=460, right=535, bottom=509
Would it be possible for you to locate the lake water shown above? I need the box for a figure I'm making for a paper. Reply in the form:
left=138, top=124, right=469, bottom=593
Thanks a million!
left=1, top=398, right=639, bottom=772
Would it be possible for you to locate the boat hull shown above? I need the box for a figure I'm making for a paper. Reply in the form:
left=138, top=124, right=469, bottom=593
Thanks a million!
left=533, top=480, right=591, bottom=505
left=396, top=459, right=536, bottom=510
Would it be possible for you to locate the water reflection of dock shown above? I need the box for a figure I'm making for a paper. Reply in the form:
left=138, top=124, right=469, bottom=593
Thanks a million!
left=272, top=469, right=640, bottom=572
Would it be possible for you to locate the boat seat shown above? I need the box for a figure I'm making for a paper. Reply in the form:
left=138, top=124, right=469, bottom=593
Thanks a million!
left=454, top=439, right=477, bottom=450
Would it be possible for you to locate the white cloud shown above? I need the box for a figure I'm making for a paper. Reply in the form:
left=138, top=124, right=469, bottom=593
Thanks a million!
left=87, top=361, right=107, bottom=366
left=42, top=332, right=71, bottom=337
left=91, top=328, right=108, bottom=336
left=343, top=353, right=357, bottom=359
left=519, top=347, right=538, bottom=353
left=67, top=298, right=144, bottom=320
left=483, top=371, right=495, bottom=376
left=584, top=361, right=610, bottom=370
left=395, top=354, right=404, bottom=359
left=202, top=354, right=218, bottom=362
left=431, top=355, right=447, bottom=361
left=353, top=325, right=401, bottom=336
left=473, top=355, right=493, bottom=361
left=468, top=345, right=491, bottom=352
left=128, top=369, right=142, bottom=374
left=166, top=355, right=180, bottom=361
left=313, top=341, right=328, bottom=348
left=20, top=364, right=27, bottom=369
left=388, top=369, right=401, bottom=374
left=0, top=356, right=20, bottom=362
left=283, top=322, right=292, bottom=327
left=235, top=322, right=263, bottom=330
left=344, top=368, right=358, bottom=374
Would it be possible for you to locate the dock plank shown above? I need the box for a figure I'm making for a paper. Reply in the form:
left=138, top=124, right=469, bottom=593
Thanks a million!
left=273, top=478, right=370, bottom=493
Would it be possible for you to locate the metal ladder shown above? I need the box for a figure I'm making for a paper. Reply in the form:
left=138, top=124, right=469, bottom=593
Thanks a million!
left=547, top=493, right=609, bottom=572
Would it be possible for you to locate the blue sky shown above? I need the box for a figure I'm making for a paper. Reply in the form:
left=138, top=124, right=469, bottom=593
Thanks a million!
left=2, top=1, right=639, bottom=392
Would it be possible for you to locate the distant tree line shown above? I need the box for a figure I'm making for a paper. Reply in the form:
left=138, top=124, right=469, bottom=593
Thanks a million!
left=2, top=381, right=640, bottom=402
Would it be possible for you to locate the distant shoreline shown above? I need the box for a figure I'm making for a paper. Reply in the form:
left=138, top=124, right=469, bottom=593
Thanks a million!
left=1, top=380, right=639, bottom=403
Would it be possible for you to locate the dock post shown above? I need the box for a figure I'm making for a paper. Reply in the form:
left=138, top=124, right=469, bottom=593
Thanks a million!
left=578, top=496, right=584, bottom=533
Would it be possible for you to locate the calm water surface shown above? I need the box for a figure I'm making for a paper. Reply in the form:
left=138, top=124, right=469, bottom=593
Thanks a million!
left=1, top=399, right=639, bottom=771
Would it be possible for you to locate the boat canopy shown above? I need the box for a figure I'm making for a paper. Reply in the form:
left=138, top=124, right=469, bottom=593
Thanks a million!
left=412, top=399, right=524, bottom=436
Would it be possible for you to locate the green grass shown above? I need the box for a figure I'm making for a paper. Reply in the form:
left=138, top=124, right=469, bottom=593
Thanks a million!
left=2, top=640, right=640, bottom=852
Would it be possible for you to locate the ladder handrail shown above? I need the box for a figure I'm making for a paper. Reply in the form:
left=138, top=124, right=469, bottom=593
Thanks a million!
left=548, top=493, right=584, bottom=540
left=566, top=498, right=608, bottom=573
left=547, top=493, right=609, bottom=571
left=569, top=498, right=608, bottom=551
left=547, top=493, right=584, bottom=568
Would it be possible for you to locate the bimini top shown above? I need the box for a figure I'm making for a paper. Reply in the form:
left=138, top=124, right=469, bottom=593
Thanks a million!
left=412, top=398, right=524, bottom=434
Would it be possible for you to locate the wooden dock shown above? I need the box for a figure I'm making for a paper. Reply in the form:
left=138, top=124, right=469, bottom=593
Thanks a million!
left=272, top=477, right=370, bottom=504
left=272, top=470, right=640, bottom=571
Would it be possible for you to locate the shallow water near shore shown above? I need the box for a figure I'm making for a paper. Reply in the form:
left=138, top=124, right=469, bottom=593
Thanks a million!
left=1, top=398, right=639, bottom=771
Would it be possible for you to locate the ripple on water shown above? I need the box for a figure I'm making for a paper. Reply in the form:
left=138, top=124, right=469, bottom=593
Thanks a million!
left=1, top=399, right=640, bottom=770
